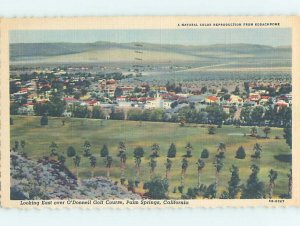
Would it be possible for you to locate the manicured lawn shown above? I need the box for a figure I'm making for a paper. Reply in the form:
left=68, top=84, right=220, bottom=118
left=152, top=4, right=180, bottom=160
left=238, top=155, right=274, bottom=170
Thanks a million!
left=10, top=115, right=291, bottom=198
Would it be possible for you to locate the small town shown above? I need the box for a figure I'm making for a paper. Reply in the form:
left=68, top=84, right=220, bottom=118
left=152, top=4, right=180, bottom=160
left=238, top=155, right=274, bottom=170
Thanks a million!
left=10, top=65, right=292, bottom=128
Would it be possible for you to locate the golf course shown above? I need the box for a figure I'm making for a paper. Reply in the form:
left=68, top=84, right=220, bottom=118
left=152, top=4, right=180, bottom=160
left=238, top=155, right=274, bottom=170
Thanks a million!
left=10, top=115, right=291, bottom=198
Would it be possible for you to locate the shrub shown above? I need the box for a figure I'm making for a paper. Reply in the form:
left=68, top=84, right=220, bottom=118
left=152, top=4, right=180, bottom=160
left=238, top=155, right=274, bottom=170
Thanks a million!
left=208, top=126, right=216, bottom=135
left=100, top=144, right=109, bottom=157
left=40, top=114, right=48, bottom=126
left=134, top=146, right=145, bottom=158
left=235, top=146, right=246, bottom=159
left=143, top=177, right=169, bottom=199
left=201, top=149, right=209, bottom=158
left=67, top=146, right=76, bottom=157
left=167, top=143, right=176, bottom=158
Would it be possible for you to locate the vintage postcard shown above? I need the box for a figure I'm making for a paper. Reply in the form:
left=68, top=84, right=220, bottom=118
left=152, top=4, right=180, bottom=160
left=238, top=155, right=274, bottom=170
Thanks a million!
left=0, top=16, right=300, bottom=208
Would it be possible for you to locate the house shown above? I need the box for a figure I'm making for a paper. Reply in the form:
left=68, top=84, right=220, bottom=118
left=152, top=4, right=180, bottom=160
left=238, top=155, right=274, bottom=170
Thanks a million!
left=116, top=96, right=127, bottom=102
left=259, top=96, right=270, bottom=105
left=99, top=79, right=116, bottom=97
left=276, top=100, right=289, bottom=109
left=249, top=93, right=260, bottom=102
left=205, top=96, right=220, bottom=104
left=162, top=100, right=173, bottom=109
left=226, top=94, right=243, bottom=106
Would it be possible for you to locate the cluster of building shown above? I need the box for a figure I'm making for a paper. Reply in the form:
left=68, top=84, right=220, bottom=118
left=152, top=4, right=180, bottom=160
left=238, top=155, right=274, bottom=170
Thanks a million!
left=10, top=70, right=292, bottom=121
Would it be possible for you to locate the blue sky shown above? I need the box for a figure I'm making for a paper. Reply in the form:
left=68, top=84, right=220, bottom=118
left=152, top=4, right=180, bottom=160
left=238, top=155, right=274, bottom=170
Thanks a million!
left=10, top=28, right=291, bottom=47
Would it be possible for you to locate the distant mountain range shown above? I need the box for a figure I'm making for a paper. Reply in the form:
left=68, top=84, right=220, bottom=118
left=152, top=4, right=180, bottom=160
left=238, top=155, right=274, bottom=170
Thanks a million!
left=10, top=41, right=291, bottom=64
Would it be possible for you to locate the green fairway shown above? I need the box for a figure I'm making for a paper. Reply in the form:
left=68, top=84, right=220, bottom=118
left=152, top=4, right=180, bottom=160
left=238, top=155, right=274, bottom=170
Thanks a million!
left=10, top=115, right=291, bottom=198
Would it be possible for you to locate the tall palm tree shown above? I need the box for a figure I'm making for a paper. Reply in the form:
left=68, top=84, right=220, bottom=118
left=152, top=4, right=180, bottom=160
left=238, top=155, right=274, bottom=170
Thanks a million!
left=49, top=141, right=58, bottom=156
left=58, top=154, right=66, bottom=165
left=104, top=155, right=113, bottom=178
left=250, top=127, right=258, bottom=137
left=213, top=157, right=224, bottom=188
left=89, top=155, right=97, bottom=177
left=196, top=158, right=205, bottom=188
left=253, top=143, right=262, bottom=159
left=268, top=169, right=278, bottom=198
left=73, top=155, right=81, bottom=178
left=288, top=169, right=292, bottom=198
left=165, top=158, right=172, bottom=180
left=263, top=126, right=271, bottom=138
left=217, top=142, right=226, bottom=153
left=83, top=141, right=91, bottom=157
left=151, top=143, right=160, bottom=158
left=185, top=142, right=193, bottom=157
left=14, top=141, right=20, bottom=151
left=118, top=141, right=126, bottom=154
left=119, top=152, right=127, bottom=180
left=181, top=158, right=189, bottom=186
left=20, top=140, right=26, bottom=150
left=134, top=147, right=144, bottom=182
left=148, top=157, right=157, bottom=178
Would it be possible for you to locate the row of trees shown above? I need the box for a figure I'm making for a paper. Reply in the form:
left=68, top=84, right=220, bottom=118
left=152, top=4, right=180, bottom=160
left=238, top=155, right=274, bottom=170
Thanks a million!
left=241, top=105, right=291, bottom=127
left=13, top=139, right=291, bottom=199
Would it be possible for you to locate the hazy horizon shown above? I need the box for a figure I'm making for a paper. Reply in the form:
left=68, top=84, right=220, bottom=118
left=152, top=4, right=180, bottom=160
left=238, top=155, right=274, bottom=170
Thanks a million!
left=10, top=28, right=291, bottom=47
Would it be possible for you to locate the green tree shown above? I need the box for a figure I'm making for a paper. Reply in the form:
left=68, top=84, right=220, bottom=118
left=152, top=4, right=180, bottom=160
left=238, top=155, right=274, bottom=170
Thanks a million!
left=208, top=125, right=216, bottom=135
left=184, top=142, right=193, bottom=157
left=250, top=127, right=258, bottom=137
left=196, top=159, right=205, bottom=188
left=73, top=155, right=81, bottom=178
left=244, top=82, right=250, bottom=94
left=228, top=165, right=240, bottom=198
left=235, top=146, right=246, bottom=159
left=204, top=183, right=217, bottom=199
left=133, top=147, right=144, bottom=181
left=100, top=144, right=109, bottom=157
left=92, top=106, right=105, bottom=119
left=83, top=141, right=92, bottom=157
left=233, top=85, right=240, bottom=95
left=283, top=127, right=292, bottom=149
left=263, top=126, right=271, bottom=138
left=213, top=157, right=224, bottom=188
left=117, top=141, right=126, bottom=155
left=268, top=169, right=278, bottom=199
left=217, top=142, right=226, bottom=153
left=241, top=164, right=265, bottom=199
left=89, top=155, right=97, bottom=177
left=49, top=142, right=58, bottom=156
left=288, top=169, right=292, bottom=198
left=14, top=141, right=19, bottom=151
left=241, top=107, right=252, bottom=124
left=252, top=143, right=262, bottom=159
left=10, top=117, right=14, bottom=125
left=143, top=176, right=169, bottom=199
left=58, top=154, right=66, bottom=165
left=181, top=158, right=189, bottom=186
left=167, top=143, right=176, bottom=158
left=20, top=140, right=26, bottom=150
left=216, top=142, right=226, bottom=159
left=201, top=149, right=209, bottom=158
left=251, top=106, right=264, bottom=126
left=104, top=155, right=113, bottom=178
left=119, top=152, right=127, bottom=181
left=150, top=143, right=160, bottom=158
left=67, top=146, right=76, bottom=158
left=148, top=157, right=157, bottom=178
left=48, top=93, right=65, bottom=117
left=40, top=114, right=48, bottom=126
left=165, top=158, right=172, bottom=180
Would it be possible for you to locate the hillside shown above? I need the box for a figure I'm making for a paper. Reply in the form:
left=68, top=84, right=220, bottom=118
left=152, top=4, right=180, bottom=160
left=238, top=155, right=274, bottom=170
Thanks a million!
left=10, top=150, right=140, bottom=200
left=10, top=41, right=291, bottom=64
